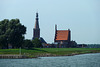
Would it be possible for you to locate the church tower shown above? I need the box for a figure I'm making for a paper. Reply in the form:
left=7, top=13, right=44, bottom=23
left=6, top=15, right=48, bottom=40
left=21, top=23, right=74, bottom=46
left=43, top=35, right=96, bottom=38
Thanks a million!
left=33, top=12, right=40, bottom=39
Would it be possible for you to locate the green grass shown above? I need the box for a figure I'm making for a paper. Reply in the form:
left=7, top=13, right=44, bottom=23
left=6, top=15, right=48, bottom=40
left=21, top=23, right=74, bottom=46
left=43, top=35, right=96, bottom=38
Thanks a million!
left=0, top=48, right=100, bottom=58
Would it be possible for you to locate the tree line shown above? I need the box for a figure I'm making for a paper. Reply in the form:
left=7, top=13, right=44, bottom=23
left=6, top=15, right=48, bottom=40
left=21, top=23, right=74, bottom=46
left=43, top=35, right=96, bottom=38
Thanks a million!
left=0, top=19, right=42, bottom=49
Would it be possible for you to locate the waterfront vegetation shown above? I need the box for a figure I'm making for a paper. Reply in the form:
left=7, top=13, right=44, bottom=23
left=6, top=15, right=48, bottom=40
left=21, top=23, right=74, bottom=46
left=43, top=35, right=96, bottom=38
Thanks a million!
left=0, top=48, right=100, bottom=58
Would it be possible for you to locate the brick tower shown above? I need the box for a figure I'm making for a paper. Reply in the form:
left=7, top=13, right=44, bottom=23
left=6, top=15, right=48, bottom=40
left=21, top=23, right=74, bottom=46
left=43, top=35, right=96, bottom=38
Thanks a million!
left=33, top=12, right=40, bottom=39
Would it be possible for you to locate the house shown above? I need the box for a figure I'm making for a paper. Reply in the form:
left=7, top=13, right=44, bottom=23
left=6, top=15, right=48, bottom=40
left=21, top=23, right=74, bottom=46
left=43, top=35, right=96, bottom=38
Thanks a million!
left=54, top=25, right=71, bottom=48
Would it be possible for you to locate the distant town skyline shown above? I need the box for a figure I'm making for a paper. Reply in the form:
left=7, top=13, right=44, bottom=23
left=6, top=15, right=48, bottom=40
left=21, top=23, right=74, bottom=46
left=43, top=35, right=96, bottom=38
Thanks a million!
left=0, top=0, right=100, bottom=44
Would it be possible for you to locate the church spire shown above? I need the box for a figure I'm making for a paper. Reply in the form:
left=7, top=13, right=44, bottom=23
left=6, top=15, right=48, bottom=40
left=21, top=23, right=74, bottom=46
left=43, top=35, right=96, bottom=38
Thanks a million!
left=34, top=12, right=39, bottom=29
left=33, top=12, right=40, bottom=39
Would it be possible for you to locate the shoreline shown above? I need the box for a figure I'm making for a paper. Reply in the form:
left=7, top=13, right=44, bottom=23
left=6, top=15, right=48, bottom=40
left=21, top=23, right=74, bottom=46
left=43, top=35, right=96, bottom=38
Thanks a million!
left=0, top=52, right=100, bottom=59
left=36, top=52, right=100, bottom=58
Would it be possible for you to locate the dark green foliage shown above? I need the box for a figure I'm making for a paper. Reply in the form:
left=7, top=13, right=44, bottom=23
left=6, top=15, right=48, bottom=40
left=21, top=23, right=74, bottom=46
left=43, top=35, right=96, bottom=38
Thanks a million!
left=22, top=39, right=34, bottom=49
left=69, top=41, right=77, bottom=48
left=0, top=19, right=26, bottom=48
left=22, top=38, right=43, bottom=49
left=32, top=38, right=43, bottom=48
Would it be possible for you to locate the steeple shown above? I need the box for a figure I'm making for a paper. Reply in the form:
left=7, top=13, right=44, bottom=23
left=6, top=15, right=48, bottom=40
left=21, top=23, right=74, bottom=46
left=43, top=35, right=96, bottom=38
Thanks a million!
left=33, top=12, right=40, bottom=39
left=34, top=12, right=39, bottom=29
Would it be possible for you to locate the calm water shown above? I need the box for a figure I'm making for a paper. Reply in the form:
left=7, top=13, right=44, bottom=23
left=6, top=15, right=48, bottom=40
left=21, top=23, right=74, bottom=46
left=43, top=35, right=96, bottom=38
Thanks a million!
left=0, top=53, right=100, bottom=67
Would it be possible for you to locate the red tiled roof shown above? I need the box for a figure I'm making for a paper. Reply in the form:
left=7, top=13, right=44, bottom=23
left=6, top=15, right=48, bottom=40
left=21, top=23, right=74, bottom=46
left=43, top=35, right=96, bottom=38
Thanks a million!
left=55, top=30, right=69, bottom=41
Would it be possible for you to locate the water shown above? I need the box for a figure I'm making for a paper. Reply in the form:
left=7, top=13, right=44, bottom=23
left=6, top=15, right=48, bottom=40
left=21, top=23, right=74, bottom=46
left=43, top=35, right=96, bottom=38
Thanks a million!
left=0, top=53, right=100, bottom=67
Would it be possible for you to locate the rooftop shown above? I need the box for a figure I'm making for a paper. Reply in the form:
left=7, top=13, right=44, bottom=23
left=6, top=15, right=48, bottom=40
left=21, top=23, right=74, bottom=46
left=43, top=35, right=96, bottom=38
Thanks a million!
left=55, top=30, right=69, bottom=41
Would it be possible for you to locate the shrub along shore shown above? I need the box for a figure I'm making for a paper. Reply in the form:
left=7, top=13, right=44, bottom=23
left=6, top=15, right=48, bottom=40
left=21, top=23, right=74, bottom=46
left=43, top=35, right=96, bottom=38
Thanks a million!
left=0, top=48, right=100, bottom=58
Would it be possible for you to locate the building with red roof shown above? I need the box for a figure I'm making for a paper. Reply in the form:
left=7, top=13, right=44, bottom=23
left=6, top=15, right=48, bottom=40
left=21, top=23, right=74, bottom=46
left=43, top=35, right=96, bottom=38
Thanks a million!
left=54, top=25, right=71, bottom=47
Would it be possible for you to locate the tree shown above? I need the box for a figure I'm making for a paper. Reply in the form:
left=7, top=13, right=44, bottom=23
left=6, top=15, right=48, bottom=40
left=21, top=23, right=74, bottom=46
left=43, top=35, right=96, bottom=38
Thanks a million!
left=0, top=19, right=26, bottom=48
left=69, top=41, right=77, bottom=48
left=32, top=38, right=43, bottom=48
left=22, top=39, right=34, bottom=49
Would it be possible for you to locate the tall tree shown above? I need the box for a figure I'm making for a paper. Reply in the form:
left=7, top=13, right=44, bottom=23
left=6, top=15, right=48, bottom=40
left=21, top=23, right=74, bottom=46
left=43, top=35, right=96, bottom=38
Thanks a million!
left=0, top=19, right=26, bottom=48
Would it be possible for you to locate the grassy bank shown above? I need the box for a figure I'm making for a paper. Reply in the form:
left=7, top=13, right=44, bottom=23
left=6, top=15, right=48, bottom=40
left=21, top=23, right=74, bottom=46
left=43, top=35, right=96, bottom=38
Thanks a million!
left=0, top=48, right=100, bottom=58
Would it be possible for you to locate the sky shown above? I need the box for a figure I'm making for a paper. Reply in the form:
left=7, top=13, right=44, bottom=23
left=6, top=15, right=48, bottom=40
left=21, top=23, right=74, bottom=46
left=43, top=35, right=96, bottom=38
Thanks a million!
left=0, top=0, right=100, bottom=44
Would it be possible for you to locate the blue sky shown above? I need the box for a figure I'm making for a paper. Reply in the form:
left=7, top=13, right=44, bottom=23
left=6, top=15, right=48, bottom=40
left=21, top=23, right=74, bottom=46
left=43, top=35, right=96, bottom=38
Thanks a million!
left=0, top=0, right=100, bottom=44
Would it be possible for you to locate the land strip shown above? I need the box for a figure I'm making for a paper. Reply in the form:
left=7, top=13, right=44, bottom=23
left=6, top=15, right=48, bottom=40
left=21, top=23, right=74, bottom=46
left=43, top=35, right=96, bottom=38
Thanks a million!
left=0, top=48, right=100, bottom=58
